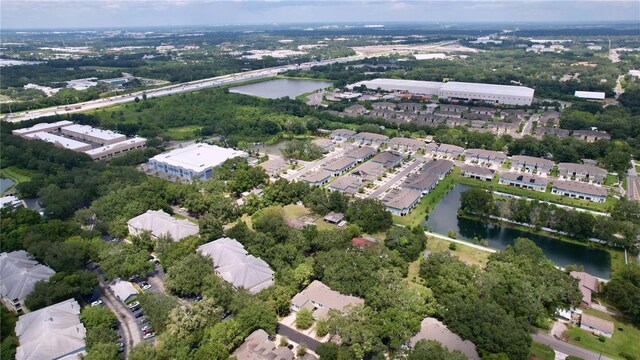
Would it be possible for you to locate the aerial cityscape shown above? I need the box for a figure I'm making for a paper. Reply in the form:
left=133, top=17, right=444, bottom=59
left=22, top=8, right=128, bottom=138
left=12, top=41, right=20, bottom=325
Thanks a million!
left=1, top=1, right=639, bottom=360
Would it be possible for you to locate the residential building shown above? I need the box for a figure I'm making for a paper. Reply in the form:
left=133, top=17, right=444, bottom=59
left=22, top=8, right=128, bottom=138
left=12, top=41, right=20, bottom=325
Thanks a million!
left=580, top=314, right=614, bottom=338
left=198, top=238, right=274, bottom=294
left=487, top=121, right=520, bottom=136
left=61, top=124, right=126, bottom=145
left=328, top=176, right=362, bottom=195
left=460, top=165, right=495, bottom=182
left=109, top=280, right=138, bottom=303
left=381, top=189, right=422, bottom=216
left=421, top=159, right=454, bottom=179
left=330, top=129, right=356, bottom=141
left=12, top=120, right=73, bottom=137
left=535, top=126, right=570, bottom=139
left=0, top=196, right=23, bottom=209
left=572, top=130, right=611, bottom=142
left=24, top=132, right=92, bottom=151
left=15, top=299, right=86, bottom=360
left=510, top=155, right=555, bottom=174
left=127, top=209, right=199, bottom=241
left=397, top=102, right=423, bottom=113
left=551, top=181, right=607, bottom=203
left=323, top=212, right=344, bottom=224
left=149, top=143, right=248, bottom=181
left=351, top=161, right=385, bottom=182
left=345, top=146, right=376, bottom=162
left=300, top=170, right=332, bottom=186
left=84, top=137, right=147, bottom=160
left=557, top=163, right=607, bottom=184
left=433, top=144, right=464, bottom=159
left=470, top=106, right=496, bottom=115
left=372, top=101, right=396, bottom=110
left=570, top=271, right=599, bottom=308
left=410, top=317, right=480, bottom=360
left=370, top=151, right=404, bottom=168
left=323, top=157, right=356, bottom=176
left=574, top=91, right=605, bottom=100
left=439, top=104, right=467, bottom=113
left=464, top=149, right=507, bottom=167
left=403, top=172, right=440, bottom=195
left=313, top=138, right=334, bottom=153
left=290, top=280, right=364, bottom=319
left=499, top=173, right=549, bottom=192
left=232, top=329, right=294, bottom=360
left=501, top=109, right=528, bottom=119
left=344, top=104, right=367, bottom=115
left=351, top=236, right=377, bottom=249
left=369, top=109, right=396, bottom=120
left=0, top=251, right=55, bottom=313
left=260, top=157, right=289, bottom=177
left=388, top=137, right=425, bottom=152
left=354, top=132, right=389, bottom=146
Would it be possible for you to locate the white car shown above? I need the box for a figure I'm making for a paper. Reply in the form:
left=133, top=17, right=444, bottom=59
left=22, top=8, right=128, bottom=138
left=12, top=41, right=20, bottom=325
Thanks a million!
left=90, top=300, right=103, bottom=307
left=143, top=332, right=155, bottom=339
left=141, top=325, right=152, bottom=332
left=141, top=283, right=151, bottom=290
left=127, top=301, right=140, bottom=309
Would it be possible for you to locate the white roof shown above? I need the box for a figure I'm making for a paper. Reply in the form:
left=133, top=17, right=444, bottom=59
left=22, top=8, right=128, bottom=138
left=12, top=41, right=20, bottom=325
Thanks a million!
left=150, top=143, right=247, bottom=172
left=352, top=78, right=443, bottom=94
left=0, top=251, right=55, bottom=303
left=127, top=210, right=199, bottom=241
left=15, top=298, right=86, bottom=360
left=574, top=91, right=605, bottom=100
left=440, top=81, right=534, bottom=98
left=12, top=121, right=73, bottom=136
left=25, top=132, right=91, bottom=150
left=0, top=195, right=22, bottom=208
left=109, top=279, right=138, bottom=302
left=84, top=137, right=147, bottom=156
left=198, top=238, right=274, bottom=294
left=62, top=124, right=126, bottom=142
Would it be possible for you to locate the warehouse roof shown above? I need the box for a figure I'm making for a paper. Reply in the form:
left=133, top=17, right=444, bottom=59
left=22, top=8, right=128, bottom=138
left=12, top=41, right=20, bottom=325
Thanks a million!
left=574, top=91, right=605, bottom=100
left=0, top=251, right=55, bottom=303
left=84, top=137, right=147, bottom=157
left=353, top=78, right=444, bottom=92
left=150, top=143, right=247, bottom=172
left=12, top=120, right=73, bottom=136
left=15, top=299, right=86, bottom=360
left=127, top=210, right=199, bottom=241
left=25, top=132, right=91, bottom=151
left=440, top=81, right=534, bottom=98
left=62, top=124, right=126, bottom=142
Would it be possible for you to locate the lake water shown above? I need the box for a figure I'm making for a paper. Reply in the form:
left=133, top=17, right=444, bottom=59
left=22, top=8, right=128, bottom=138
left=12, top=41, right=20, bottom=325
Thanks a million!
left=0, top=178, right=15, bottom=194
left=249, top=140, right=292, bottom=156
left=425, top=184, right=611, bottom=278
left=229, top=79, right=332, bottom=99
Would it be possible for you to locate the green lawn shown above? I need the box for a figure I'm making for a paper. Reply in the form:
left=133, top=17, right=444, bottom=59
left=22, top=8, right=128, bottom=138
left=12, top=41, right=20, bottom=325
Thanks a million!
left=163, top=125, right=203, bottom=140
left=566, top=308, right=640, bottom=360
left=529, top=342, right=555, bottom=360
left=604, top=174, right=619, bottom=186
left=425, top=236, right=490, bottom=267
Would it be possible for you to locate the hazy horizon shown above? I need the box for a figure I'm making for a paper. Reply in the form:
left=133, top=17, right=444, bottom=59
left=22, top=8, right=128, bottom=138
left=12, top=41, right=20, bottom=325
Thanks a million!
left=2, top=0, right=639, bottom=30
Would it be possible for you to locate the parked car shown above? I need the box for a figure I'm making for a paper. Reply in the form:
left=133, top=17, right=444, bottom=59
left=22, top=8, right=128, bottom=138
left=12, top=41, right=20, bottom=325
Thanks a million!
left=127, top=301, right=140, bottom=309
left=143, top=332, right=155, bottom=339
left=143, top=329, right=154, bottom=335
left=117, top=342, right=124, bottom=353
left=141, top=282, right=151, bottom=290
left=141, top=325, right=152, bottom=332
left=90, top=300, right=103, bottom=307
left=134, top=311, right=143, bottom=318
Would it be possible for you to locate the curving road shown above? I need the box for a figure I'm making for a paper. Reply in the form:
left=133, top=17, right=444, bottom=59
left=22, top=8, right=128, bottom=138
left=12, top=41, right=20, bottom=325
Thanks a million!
left=97, top=274, right=142, bottom=357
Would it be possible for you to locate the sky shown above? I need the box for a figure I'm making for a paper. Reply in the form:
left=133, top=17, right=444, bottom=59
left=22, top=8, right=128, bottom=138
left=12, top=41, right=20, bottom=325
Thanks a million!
left=1, top=0, right=639, bottom=29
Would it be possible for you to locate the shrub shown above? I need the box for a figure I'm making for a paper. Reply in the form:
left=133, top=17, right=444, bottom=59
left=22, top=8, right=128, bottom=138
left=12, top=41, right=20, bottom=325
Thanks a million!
left=279, top=336, right=289, bottom=347
left=297, top=343, right=308, bottom=357
left=316, top=318, right=329, bottom=337
left=295, top=308, right=313, bottom=330
left=448, top=242, right=458, bottom=251
left=598, top=335, right=606, bottom=342
left=620, top=352, right=637, bottom=360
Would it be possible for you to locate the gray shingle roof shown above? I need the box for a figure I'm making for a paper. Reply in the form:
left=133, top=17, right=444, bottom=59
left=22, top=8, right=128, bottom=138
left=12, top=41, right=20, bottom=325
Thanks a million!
left=127, top=210, right=199, bottom=241
left=291, top=280, right=364, bottom=312
left=0, top=251, right=55, bottom=304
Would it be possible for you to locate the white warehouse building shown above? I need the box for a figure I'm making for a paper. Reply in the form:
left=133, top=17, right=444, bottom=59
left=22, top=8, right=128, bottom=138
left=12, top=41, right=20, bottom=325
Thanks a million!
left=350, top=78, right=535, bottom=106
left=149, top=143, right=248, bottom=181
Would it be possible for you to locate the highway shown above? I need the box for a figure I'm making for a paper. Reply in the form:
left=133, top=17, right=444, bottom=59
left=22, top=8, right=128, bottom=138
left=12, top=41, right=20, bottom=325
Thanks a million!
left=4, top=54, right=371, bottom=123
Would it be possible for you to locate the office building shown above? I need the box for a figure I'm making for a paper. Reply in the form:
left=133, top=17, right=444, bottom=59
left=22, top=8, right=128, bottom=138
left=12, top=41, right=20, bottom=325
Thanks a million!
left=149, top=143, right=248, bottom=181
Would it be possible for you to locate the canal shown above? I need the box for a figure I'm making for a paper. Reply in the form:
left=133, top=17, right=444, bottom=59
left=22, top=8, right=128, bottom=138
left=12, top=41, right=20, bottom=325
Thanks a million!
left=229, top=78, right=332, bottom=99
left=425, top=184, right=611, bottom=278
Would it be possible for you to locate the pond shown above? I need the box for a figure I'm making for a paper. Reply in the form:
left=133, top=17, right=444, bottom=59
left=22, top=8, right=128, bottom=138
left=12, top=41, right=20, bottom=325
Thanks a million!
left=249, top=140, right=292, bottom=156
left=425, top=184, right=612, bottom=278
left=0, top=178, right=15, bottom=194
left=229, top=79, right=332, bottom=99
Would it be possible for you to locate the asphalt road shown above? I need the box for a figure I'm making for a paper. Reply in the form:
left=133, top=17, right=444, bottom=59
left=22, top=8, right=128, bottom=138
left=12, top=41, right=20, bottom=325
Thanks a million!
left=277, top=324, right=322, bottom=352
left=627, top=165, right=640, bottom=202
left=369, top=158, right=426, bottom=198
left=532, top=333, right=613, bottom=360
left=97, top=275, right=142, bottom=357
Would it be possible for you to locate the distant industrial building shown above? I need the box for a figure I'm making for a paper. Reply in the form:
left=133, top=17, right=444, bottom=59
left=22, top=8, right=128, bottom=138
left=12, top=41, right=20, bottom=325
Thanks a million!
left=149, top=143, right=247, bottom=181
left=84, top=137, right=147, bottom=160
left=350, top=78, right=534, bottom=106
left=574, top=91, right=605, bottom=100
left=24, top=132, right=92, bottom=151
left=61, top=124, right=127, bottom=145
left=15, top=299, right=86, bottom=360
left=1, top=251, right=56, bottom=313
left=11, top=120, right=73, bottom=137
left=198, top=238, right=274, bottom=294
left=127, top=209, right=199, bottom=241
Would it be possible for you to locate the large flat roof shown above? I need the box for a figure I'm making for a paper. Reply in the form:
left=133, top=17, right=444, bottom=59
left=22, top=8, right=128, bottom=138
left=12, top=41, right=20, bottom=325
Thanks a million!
left=12, top=120, right=73, bottom=136
left=25, top=132, right=91, bottom=151
left=62, top=124, right=126, bottom=142
left=150, top=143, right=247, bottom=172
left=84, top=137, right=147, bottom=156
left=575, top=91, right=605, bottom=100
left=354, top=78, right=444, bottom=91
left=440, top=81, right=535, bottom=98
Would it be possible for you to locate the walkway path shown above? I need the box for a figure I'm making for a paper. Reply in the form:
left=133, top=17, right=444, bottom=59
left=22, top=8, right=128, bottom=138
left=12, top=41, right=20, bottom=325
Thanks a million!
left=424, top=231, right=497, bottom=253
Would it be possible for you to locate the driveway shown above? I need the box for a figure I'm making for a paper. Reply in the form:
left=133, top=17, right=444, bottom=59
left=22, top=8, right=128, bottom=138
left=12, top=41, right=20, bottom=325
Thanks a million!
left=532, top=332, right=613, bottom=360
left=277, top=324, right=322, bottom=352
left=97, top=275, right=143, bottom=357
